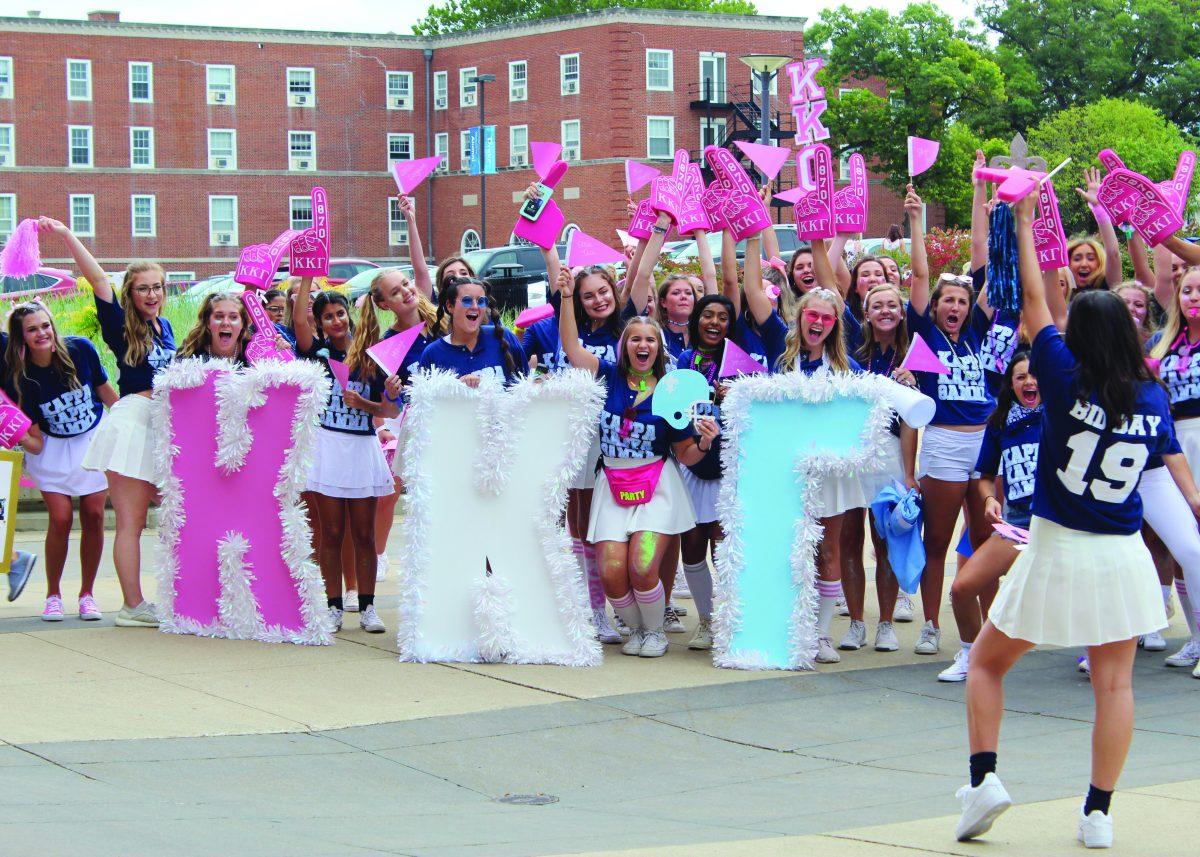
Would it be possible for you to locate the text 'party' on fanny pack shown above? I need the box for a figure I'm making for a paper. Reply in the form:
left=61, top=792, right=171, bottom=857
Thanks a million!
left=603, top=458, right=666, bottom=507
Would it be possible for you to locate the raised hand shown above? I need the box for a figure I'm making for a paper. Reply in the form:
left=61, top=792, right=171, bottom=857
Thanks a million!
left=1074, top=166, right=1103, bottom=207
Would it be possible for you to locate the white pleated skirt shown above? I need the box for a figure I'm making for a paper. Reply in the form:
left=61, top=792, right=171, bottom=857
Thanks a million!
left=569, top=433, right=602, bottom=491
left=1177, top=417, right=1200, bottom=480
left=25, top=427, right=109, bottom=496
left=680, top=467, right=720, bottom=525
left=306, top=428, right=394, bottom=499
left=588, top=456, right=697, bottom=543
left=81, top=395, right=160, bottom=485
left=811, top=436, right=903, bottom=519
left=988, top=516, right=1166, bottom=647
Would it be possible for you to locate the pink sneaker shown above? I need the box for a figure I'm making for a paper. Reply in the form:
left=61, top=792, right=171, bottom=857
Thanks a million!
left=42, top=595, right=64, bottom=622
left=78, top=594, right=102, bottom=621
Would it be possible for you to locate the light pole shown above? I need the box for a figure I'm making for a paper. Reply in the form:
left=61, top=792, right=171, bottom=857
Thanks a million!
left=470, top=73, right=496, bottom=247
left=738, top=55, right=791, bottom=147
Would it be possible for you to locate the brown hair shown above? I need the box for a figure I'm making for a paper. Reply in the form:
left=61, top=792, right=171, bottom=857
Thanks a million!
left=434, top=256, right=476, bottom=294
left=118, top=261, right=166, bottom=365
left=3, top=303, right=80, bottom=410
left=176, top=292, right=251, bottom=363
left=856, top=282, right=910, bottom=365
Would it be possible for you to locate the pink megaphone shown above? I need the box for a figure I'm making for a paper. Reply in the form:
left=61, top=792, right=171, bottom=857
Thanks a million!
left=972, top=165, right=1046, bottom=203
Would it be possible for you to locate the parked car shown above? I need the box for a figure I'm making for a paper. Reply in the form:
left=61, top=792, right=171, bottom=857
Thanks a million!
left=182, top=274, right=237, bottom=299
left=462, top=245, right=554, bottom=311
left=344, top=265, right=414, bottom=302
left=857, top=237, right=912, bottom=257
left=668, top=224, right=802, bottom=265
left=0, top=267, right=77, bottom=301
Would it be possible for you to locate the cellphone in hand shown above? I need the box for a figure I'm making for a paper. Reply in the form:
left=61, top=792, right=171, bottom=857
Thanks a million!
left=520, top=183, right=554, bottom=222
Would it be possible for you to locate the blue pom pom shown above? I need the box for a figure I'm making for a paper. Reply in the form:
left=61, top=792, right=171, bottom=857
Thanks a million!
left=987, top=203, right=1021, bottom=316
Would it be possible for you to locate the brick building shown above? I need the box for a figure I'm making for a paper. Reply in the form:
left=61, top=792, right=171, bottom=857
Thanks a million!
left=0, top=8, right=928, bottom=280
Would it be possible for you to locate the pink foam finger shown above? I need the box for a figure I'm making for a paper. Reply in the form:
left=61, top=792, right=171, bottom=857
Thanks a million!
left=235, top=230, right=301, bottom=290
left=0, top=390, right=32, bottom=448
left=791, top=145, right=835, bottom=240
left=833, top=153, right=868, bottom=233
left=512, top=198, right=565, bottom=250
left=1031, top=180, right=1069, bottom=272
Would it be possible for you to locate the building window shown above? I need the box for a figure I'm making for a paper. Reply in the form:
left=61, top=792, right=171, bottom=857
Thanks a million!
left=840, top=148, right=856, bottom=181
left=560, top=54, right=579, bottom=95
left=646, top=50, right=673, bottom=91
left=129, top=61, right=153, bottom=103
left=69, top=194, right=95, bottom=237
left=129, top=127, right=154, bottom=169
left=561, top=119, right=581, bottom=162
left=434, top=70, right=448, bottom=109
left=751, top=68, right=777, bottom=98
left=207, top=65, right=235, bottom=105
left=461, top=229, right=481, bottom=254
left=435, top=132, right=449, bottom=172
left=0, top=125, right=12, bottom=167
left=389, top=197, right=410, bottom=246
left=207, top=129, right=236, bottom=170
left=509, top=125, right=528, bottom=168
left=0, top=194, right=15, bottom=241
left=68, top=125, right=93, bottom=168
left=699, top=52, right=726, bottom=103
left=647, top=116, right=674, bottom=160
left=460, top=130, right=472, bottom=172
left=131, top=194, right=156, bottom=237
left=701, top=117, right=726, bottom=150
left=387, top=133, right=414, bottom=163
left=460, top=67, right=477, bottom=108
left=386, top=71, right=413, bottom=110
left=166, top=271, right=195, bottom=283
left=289, top=131, right=316, bottom=171
left=66, top=59, right=91, bottom=101
left=0, top=57, right=11, bottom=99
left=289, top=195, right=313, bottom=231
left=287, top=67, right=315, bottom=107
left=509, top=61, right=527, bottom=102
left=209, top=195, right=238, bottom=246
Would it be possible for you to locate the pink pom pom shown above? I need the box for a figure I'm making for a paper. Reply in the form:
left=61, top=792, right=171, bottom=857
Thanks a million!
left=0, top=219, right=42, bottom=278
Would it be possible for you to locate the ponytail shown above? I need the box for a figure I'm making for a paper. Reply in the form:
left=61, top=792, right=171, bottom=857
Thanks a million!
left=347, top=294, right=382, bottom=381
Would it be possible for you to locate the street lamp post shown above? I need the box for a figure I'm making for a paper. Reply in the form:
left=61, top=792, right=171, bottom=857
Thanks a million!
left=470, top=73, right=496, bottom=247
left=737, top=55, right=792, bottom=148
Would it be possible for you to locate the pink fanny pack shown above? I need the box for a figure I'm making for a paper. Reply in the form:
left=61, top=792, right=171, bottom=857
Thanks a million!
left=604, top=458, right=666, bottom=507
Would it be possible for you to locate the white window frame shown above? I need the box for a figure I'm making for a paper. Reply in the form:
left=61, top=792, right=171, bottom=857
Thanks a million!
left=69, top=194, right=95, bottom=237
left=288, top=131, right=316, bottom=171
left=646, top=49, right=673, bottom=92
left=206, top=64, right=236, bottom=105
left=67, top=125, right=93, bottom=169
left=508, top=60, right=527, bottom=102
left=388, top=197, right=410, bottom=246
left=386, top=70, right=413, bottom=110
left=207, top=129, right=237, bottom=170
left=561, top=119, right=581, bottom=162
left=387, top=132, right=415, bottom=164
left=839, top=148, right=855, bottom=181
left=0, top=57, right=12, bottom=100
left=646, top=116, right=675, bottom=160
left=287, top=67, right=315, bottom=107
left=460, top=129, right=472, bottom=172
left=699, top=51, right=726, bottom=103
left=129, top=126, right=155, bottom=169
left=0, top=124, right=13, bottom=167
left=208, top=195, right=239, bottom=246
left=461, top=229, right=481, bottom=254
left=66, top=59, right=91, bottom=101
left=289, top=195, right=313, bottom=231
left=166, top=271, right=195, bottom=283
left=700, top=116, right=727, bottom=151
left=128, top=61, right=153, bottom=103
left=509, top=125, right=528, bottom=168
left=131, top=194, right=156, bottom=237
left=460, top=67, right=478, bottom=108
left=0, top=194, right=15, bottom=242
left=435, top=132, right=449, bottom=172
left=434, top=70, right=448, bottom=110
left=752, top=68, right=778, bottom=98
left=560, top=54, right=580, bottom=96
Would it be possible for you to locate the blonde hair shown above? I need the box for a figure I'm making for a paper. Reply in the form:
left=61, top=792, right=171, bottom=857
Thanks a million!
left=346, top=269, right=440, bottom=380
left=856, top=282, right=910, bottom=365
left=3, top=303, right=79, bottom=410
left=778, top=287, right=850, bottom=373
left=176, top=292, right=251, bottom=362
left=118, top=261, right=166, bottom=365
left=1151, top=267, right=1200, bottom=361
left=1066, top=238, right=1107, bottom=291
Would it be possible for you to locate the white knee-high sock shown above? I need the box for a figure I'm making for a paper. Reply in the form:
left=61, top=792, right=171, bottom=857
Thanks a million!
left=635, top=582, right=666, bottom=633
left=1177, top=579, right=1200, bottom=640
left=682, top=561, right=714, bottom=620
left=609, top=591, right=640, bottom=632
left=817, top=579, right=840, bottom=638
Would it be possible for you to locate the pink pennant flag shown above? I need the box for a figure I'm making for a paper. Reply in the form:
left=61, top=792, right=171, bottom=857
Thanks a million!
left=625, top=160, right=660, bottom=195
left=516, top=303, right=555, bottom=329
left=900, top=333, right=950, bottom=374
left=718, top=338, right=766, bottom=377
left=992, top=521, right=1030, bottom=544
left=734, top=141, right=792, bottom=181
left=327, top=358, right=351, bottom=391
left=366, top=324, right=425, bottom=377
left=566, top=230, right=625, bottom=267
left=531, top=141, right=563, bottom=180
left=391, top=156, right=443, bottom=195
left=774, top=186, right=806, bottom=204
left=908, top=137, right=940, bottom=177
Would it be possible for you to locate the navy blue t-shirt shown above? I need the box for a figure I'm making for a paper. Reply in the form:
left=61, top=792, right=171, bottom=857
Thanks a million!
left=418, top=326, right=527, bottom=387
left=980, top=310, right=1021, bottom=396
left=10, top=337, right=108, bottom=438
left=677, top=347, right=725, bottom=480
left=522, top=316, right=561, bottom=373
left=302, top=344, right=381, bottom=436
left=1030, top=325, right=1177, bottom=535
left=596, top=359, right=691, bottom=460
left=975, top=406, right=1042, bottom=528
left=842, top=308, right=864, bottom=357
left=1147, top=330, right=1200, bottom=420
left=95, top=294, right=175, bottom=396
left=860, top=343, right=903, bottom=438
left=734, top=310, right=788, bottom=371
left=795, top=354, right=863, bottom=376
left=906, top=302, right=995, bottom=425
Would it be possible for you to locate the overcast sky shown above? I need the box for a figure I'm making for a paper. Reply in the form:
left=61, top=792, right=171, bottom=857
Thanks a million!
left=0, top=0, right=978, bottom=35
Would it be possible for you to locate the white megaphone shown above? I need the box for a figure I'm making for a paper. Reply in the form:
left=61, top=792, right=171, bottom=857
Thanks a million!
left=878, top=378, right=935, bottom=428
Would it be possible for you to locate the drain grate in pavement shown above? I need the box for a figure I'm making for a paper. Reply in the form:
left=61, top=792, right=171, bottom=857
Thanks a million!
left=495, top=793, right=559, bottom=806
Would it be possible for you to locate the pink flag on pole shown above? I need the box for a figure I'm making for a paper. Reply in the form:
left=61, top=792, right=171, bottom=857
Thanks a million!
left=392, top=156, right=443, bottom=194
left=734, top=141, right=792, bottom=181
left=566, top=230, right=625, bottom=267
left=908, top=137, right=940, bottom=177
left=531, top=142, right=563, bottom=180
left=366, top=324, right=425, bottom=377
left=900, top=333, right=950, bottom=374
left=718, top=339, right=767, bottom=377
left=327, top=358, right=351, bottom=390
left=625, top=160, right=660, bottom=195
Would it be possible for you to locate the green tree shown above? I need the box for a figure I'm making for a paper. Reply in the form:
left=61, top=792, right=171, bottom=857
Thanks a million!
left=978, top=0, right=1200, bottom=135
left=413, top=0, right=757, bottom=36
left=1024, top=98, right=1192, bottom=234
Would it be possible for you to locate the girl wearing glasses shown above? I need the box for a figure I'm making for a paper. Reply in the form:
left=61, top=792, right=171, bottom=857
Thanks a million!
left=176, top=292, right=252, bottom=364
left=419, top=278, right=526, bottom=386
left=38, top=217, right=174, bottom=628
left=3, top=303, right=116, bottom=622
left=294, top=276, right=399, bottom=635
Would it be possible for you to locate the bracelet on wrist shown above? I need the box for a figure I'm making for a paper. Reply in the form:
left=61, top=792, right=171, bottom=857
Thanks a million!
left=651, top=225, right=668, bottom=235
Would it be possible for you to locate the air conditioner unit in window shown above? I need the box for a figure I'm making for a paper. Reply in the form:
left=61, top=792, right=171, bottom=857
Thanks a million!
left=512, top=155, right=527, bottom=167
left=0, top=154, right=8, bottom=167
left=293, top=158, right=311, bottom=170
left=215, top=233, right=232, bottom=244
left=435, top=96, right=447, bottom=109
left=292, top=93, right=309, bottom=106
left=213, top=91, right=228, bottom=103
left=563, top=80, right=579, bottom=94
left=214, top=157, right=229, bottom=169
left=390, top=231, right=406, bottom=245
left=388, top=95, right=407, bottom=109
left=564, top=148, right=579, bottom=161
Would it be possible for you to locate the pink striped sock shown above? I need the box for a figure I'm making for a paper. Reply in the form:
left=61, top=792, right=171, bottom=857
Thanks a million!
left=816, top=580, right=842, bottom=598
left=610, top=590, right=635, bottom=609
left=582, top=544, right=605, bottom=610
left=609, top=590, right=640, bottom=632
left=634, top=581, right=665, bottom=603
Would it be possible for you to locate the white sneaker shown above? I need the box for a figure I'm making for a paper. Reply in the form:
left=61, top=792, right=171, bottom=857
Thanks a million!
left=1193, top=660, right=1200, bottom=679
left=1165, top=638, right=1200, bottom=667
left=688, top=619, right=713, bottom=650
left=938, top=648, right=971, bottom=682
left=894, top=592, right=915, bottom=622
left=669, top=597, right=688, bottom=616
left=621, top=629, right=645, bottom=656
left=613, top=613, right=633, bottom=637
left=838, top=619, right=866, bottom=650
left=343, top=590, right=360, bottom=613
left=593, top=609, right=622, bottom=644
left=915, top=620, right=941, bottom=655
left=955, top=773, right=1012, bottom=841
left=663, top=604, right=685, bottom=634
left=835, top=595, right=849, bottom=617
left=359, top=604, right=385, bottom=633
left=327, top=606, right=344, bottom=632
left=376, top=554, right=389, bottom=582
left=673, top=576, right=692, bottom=599
left=1140, top=631, right=1166, bottom=652
left=639, top=629, right=668, bottom=658
left=815, top=635, right=841, bottom=664
left=874, top=621, right=899, bottom=652
left=1078, top=806, right=1113, bottom=848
